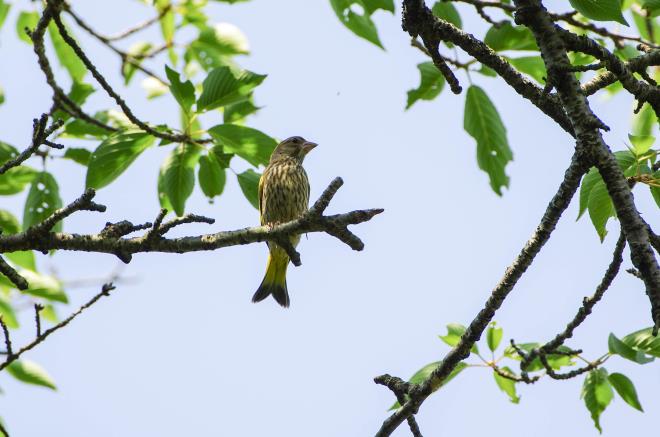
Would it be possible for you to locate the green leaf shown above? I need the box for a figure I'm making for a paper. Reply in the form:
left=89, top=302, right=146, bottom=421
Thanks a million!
left=86, top=131, right=155, bottom=189
left=503, top=343, right=575, bottom=371
left=389, top=361, right=467, bottom=410
left=0, top=141, right=18, bottom=165
left=578, top=168, right=601, bottom=219
left=438, top=323, right=479, bottom=354
left=23, top=172, right=63, bottom=232
left=621, top=327, right=660, bottom=357
left=0, top=166, right=36, bottom=195
left=582, top=368, right=613, bottom=433
left=197, top=66, right=266, bottom=111
left=508, top=56, right=547, bottom=84
left=632, top=103, right=656, bottom=136
left=0, top=209, right=20, bottom=234
left=157, top=166, right=173, bottom=211
left=608, top=333, right=654, bottom=364
left=122, top=41, right=153, bottom=85
left=431, top=2, right=462, bottom=28
left=20, top=269, right=67, bottom=303
left=63, top=148, right=92, bottom=166
left=198, top=153, right=227, bottom=199
left=484, top=22, right=537, bottom=51
left=0, top=1, right=10, bottom=33
left=651, top=172, right=660, bottom=208
left=608, top=373, right=643, bottom=411
left=165, top=65, right=196, bottom=114
left=464, top=85, right=513, bottom=195
left=0, top=211, right=36, bottom=270
left=196, top=23, right=250, bottom=56
left=48, top=20, right=87, bottom=82
left=237, top=169, right=261, bottom=209
left=6, top=360, right=57, bottom=390
left=641, top=0, right=660, bottom=15
left=0, top=294, right=18, bottom=329
left=406, top=62, right=445, bottom=109
left=486, top=322, right=503, bottom=352
left=329, top=0, right=385, bottom=48
left=0, top=84, right=4, bottom=105
left=569, top=0, right=628, bottom=24
left=493, top=366, right=520, bottom=403
left=161, top=144, right=201, bottom=216
left=587, top=181, right=614, bottom=242
left=16, top=11, right=39, bottom=44
left=224, top=97, right=260, bottom=124
left=628, top=134, right=655, bottom=156
left=208, top=124, right=276, bottom=167
left=158, top=1, right=175, bottom=46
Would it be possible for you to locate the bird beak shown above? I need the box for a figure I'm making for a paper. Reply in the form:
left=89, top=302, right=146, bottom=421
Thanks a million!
left=302, top=141, right=318, bottom=154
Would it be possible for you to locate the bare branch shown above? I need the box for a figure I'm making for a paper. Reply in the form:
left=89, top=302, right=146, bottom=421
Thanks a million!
left=0, top=114, right=62, bottom=175
left=0, top=283, right=116, bottom=372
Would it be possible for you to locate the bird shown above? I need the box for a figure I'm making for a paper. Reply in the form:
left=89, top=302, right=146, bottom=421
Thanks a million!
left=252, top=135, right=317, bottom=307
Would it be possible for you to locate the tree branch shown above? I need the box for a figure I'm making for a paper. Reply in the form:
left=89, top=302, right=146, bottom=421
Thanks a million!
left=513, top=0, right=660, bottom=334
left=402, top=0, right=575, bottom=136
left=374, top=145, right=587, bottom=436
left=0, top=283, right=116, bottom=372
left=0, top=114, right=63, bottom=175
left=0, top=178, right=382, bottom=264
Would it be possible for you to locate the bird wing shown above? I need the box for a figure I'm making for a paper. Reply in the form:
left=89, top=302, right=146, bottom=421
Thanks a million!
left=258, top=168, right=265, bottom=224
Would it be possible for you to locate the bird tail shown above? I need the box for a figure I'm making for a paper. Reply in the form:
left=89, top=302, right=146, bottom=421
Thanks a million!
left=252, top=250, right=290, bottom=307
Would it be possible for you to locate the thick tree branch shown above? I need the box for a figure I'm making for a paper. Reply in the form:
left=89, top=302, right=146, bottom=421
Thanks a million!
left=402, top=0, right=575, bottom=136
left=582, top=49, right=660, bottom=97
left=375, top=146, right=587, bottom=436
left=513, top=0, right=660, bottom=333
left=0, top=178, right=382, bottom=264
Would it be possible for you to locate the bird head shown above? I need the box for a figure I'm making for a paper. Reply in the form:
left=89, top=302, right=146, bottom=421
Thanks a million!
left=270, top=136, right=317, bottom=163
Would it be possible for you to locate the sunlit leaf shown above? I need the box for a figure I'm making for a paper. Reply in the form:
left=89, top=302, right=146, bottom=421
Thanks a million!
left=608, top=373, right=643, bottom=412
left=406, top=62, right=445, bottom=109
left=86, top=131, right=155, bottom=189
left=6, top=360, right=57, bottom=390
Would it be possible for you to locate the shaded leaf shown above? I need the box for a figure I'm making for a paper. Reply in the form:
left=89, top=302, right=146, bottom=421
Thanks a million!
left=493, top=366, right=520, bottom=403
left=329, top=0, right=387, bottom=48
left=237, top=169, right=261, bottom=209
left=431, top=2, right=462, bottom=28
left=406, top=62, right=445, bottom=109
left=197, top=66, right=266, bottom=111
left=464, top=86, right=513, bottom=195
left=439, top=323, right=479, bottom=354
left=508, top=56, right=547, bottom=84
left=484, top=22, right=537, bottom=51
left=48, top=20, right=87, bottom=82
left=569, top=0, right=628, bottom=24
left=608, top=373, right=643, bottom=412
left=52, top=82, right=95, bottom=122
left=23, top=172, right=62, bottom=232
left=15, top=11, right=39, bottom=44
left=208, top=124, right=276, bottom=167
left=486, top=322, right=503, bottom=352
left=0, top=166, right=36, bottom=195
left=86, top=131, right=155, bottom=189
left=389, top=361, right=467, bottom=410
left=581, top=368, right=613, bottom=433
left=161, top=144, right=201, bottom=216
left=63, top=148, right=92, bottom=166
left=165, top=65, right=196, bottom=114
left=198, top=153, right=226, bottom=199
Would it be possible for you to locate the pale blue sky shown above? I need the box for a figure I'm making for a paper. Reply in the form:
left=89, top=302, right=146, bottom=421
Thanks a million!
left=0, top=1, right=658, bottom=436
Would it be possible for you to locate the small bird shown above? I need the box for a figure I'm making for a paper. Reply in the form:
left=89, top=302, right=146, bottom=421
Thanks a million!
left=252, top=136, right=317, bottom=307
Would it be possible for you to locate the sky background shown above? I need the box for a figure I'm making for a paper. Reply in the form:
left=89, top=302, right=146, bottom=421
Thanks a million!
left=0, top=0, right=659, bottom=436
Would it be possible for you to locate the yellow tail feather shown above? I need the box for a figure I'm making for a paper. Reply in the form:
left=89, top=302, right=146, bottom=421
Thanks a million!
left=252, top=250, right=290, bottom=307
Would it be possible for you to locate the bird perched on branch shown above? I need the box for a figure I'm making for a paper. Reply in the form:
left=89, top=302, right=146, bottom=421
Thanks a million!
left=252, top=136, right=317, bottom=307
